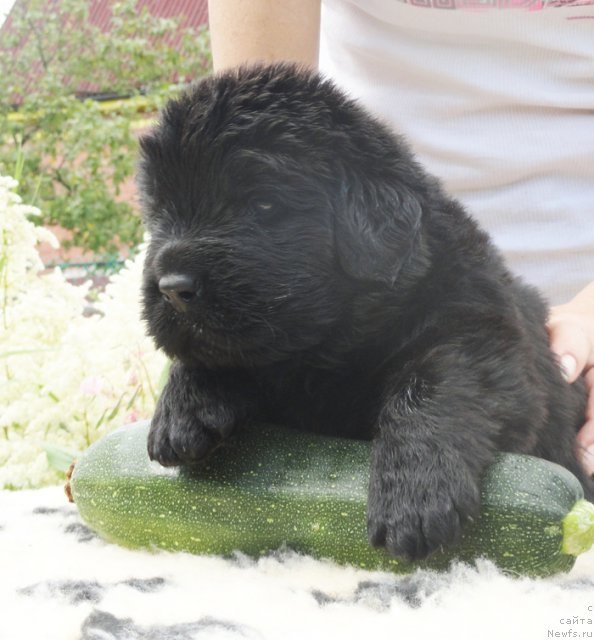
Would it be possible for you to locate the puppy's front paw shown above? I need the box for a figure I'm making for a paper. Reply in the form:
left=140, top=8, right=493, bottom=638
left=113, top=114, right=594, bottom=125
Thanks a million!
left=367, top=453, right=480, bottom=561
left=147, top=409, right=215, bottom=468
left=148, top=386, right=239, bottom=467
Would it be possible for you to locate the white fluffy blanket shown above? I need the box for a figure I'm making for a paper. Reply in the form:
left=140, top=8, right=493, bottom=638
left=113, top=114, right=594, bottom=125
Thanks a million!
left=2, top=485, right=594, bottom=640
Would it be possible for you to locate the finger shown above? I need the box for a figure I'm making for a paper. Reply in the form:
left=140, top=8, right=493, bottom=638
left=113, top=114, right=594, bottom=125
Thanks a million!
left=577, top=415, right=594, bottom=450
left=546, top=319, right=591, bottom=383
left=576, top=420, right=594, bottom=476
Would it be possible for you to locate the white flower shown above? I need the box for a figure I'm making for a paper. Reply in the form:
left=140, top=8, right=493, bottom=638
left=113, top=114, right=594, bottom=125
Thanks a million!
left=79, top=375, right=106, bottom=396
left=0, top=175, right=167, bottom=489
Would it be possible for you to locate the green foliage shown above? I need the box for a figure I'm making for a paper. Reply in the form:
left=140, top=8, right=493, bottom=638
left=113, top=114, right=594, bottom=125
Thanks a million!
left=0, top=0, right=212, bottom=255
left=41, top=441, right=77, bottom=473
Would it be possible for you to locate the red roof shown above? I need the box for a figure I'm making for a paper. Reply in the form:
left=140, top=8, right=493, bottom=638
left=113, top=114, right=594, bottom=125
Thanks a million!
left=2, top=0, right=208, bottom=32
left=87, top=0, right=208, bottom=39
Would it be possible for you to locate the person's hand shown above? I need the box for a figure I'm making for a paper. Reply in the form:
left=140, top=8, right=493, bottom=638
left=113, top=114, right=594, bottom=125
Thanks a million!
left=547, top=281, right=594, bottom=475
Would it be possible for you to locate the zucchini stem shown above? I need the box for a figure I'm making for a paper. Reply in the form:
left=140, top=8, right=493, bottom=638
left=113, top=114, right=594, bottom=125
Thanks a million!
left=562, top=500, right=594, bottom=556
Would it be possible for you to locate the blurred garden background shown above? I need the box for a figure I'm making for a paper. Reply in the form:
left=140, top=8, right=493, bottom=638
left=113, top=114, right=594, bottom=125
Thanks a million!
left=0, top=0, right=212, bottom=489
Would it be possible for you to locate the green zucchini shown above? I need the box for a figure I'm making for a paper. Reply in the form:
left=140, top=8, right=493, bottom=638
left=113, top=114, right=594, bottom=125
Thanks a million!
left=67, top=420, right=594, bottom=577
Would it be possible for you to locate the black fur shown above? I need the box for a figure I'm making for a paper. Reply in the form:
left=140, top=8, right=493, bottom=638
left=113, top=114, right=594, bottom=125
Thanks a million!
left=138, top=63, right=592, bottom=561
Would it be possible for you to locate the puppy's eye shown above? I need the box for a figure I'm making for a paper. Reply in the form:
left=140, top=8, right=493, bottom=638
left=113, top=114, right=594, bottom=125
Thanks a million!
left=250, top=199, right=277, bottom=215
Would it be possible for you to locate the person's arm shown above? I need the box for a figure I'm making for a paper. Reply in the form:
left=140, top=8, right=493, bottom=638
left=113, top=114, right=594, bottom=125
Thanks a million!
left=547, top=280, right=594, bottom=473
left=208, top=0, right=321, bottom=72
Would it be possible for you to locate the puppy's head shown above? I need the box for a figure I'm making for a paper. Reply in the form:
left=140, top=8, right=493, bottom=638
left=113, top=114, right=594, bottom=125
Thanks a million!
left=138, top=63, right=428, bottom=367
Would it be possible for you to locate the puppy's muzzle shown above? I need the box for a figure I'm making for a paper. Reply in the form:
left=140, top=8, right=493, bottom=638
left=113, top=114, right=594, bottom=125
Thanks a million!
left=159, top=274, right=198, bottom=313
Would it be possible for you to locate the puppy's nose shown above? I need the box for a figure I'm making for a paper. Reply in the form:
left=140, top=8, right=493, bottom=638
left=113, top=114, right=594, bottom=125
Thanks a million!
left=158, top=274, right=197, bottom=313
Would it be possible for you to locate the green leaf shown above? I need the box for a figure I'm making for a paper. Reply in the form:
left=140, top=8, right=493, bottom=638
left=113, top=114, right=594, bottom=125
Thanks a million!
left=41, top=442, right=78, bottom=473
left=156, top=359, right=171, bottom=394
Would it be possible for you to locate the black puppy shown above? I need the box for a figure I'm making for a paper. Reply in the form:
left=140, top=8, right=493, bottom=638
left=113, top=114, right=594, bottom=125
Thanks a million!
left=138, top=63, right=592, bottom=561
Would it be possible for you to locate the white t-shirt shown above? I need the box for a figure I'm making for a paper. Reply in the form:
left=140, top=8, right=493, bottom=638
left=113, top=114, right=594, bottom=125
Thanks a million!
left=320, top=0, right=594, bottom=304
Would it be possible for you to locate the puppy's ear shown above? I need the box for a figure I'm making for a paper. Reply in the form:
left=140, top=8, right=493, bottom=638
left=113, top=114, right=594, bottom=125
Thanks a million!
left=335, top=176, right=424, bottom=286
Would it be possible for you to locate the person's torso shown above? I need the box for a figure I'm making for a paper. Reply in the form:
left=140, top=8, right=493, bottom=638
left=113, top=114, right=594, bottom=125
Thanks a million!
left=320, top=0, right=594, bottom=303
